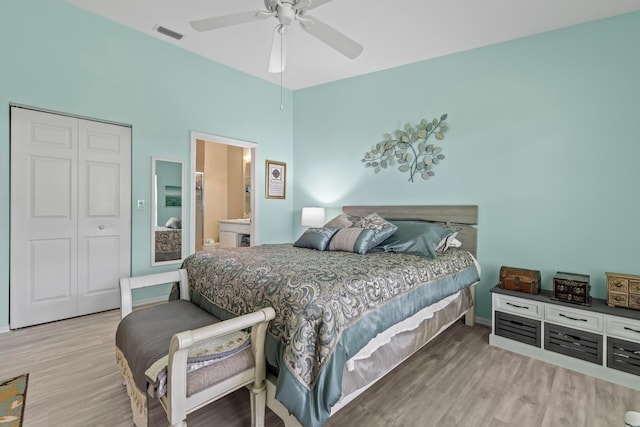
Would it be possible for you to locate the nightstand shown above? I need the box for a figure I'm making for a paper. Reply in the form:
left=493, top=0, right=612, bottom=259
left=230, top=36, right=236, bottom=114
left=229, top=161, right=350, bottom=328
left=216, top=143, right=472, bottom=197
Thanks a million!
left=489, top=286, right=640, bottom=390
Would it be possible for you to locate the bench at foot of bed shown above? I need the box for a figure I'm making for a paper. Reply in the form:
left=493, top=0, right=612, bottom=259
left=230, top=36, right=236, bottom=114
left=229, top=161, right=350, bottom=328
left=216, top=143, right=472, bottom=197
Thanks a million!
left=116, top=269, right=275, bottom=427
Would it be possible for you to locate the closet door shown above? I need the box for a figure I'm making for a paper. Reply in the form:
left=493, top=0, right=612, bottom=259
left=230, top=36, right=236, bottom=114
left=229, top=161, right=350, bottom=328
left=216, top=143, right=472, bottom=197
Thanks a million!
left=77, top=119, right=131, bottom=315
left=10, top=107, right=131, bottom=328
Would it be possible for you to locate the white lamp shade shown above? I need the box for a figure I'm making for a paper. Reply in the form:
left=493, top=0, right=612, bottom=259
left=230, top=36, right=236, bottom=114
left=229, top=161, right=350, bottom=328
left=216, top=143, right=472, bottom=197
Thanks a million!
left=301, top=207, right=325, bottom=227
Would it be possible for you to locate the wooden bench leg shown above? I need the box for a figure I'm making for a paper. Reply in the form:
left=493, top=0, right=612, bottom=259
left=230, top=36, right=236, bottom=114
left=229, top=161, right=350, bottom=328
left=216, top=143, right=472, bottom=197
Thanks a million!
left=250, top=381, right=266, bottom=427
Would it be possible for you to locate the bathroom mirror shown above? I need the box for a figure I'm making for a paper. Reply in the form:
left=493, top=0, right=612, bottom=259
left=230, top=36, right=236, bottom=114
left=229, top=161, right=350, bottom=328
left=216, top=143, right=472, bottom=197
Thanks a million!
left=151, top=157, right=185, bottom=266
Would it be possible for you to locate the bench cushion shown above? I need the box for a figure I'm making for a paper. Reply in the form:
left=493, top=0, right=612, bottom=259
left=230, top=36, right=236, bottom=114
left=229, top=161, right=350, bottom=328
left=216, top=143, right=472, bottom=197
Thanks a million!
left=116, top=300, right=220, bottom=391
left=145, top=329, right=251, bottom=397
left=186, top=345, right=254, bottom=396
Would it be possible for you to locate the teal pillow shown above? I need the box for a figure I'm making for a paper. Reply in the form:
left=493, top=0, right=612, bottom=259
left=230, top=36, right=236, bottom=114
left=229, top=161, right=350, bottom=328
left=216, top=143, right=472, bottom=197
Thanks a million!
left=294, top=227, right=340, bottom=251
left=373, top=220, right=456, bottom=258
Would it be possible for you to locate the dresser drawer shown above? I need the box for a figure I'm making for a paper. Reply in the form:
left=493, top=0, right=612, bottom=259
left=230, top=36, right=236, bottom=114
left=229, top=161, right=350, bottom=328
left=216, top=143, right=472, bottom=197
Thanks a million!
left=544, top=323, right=602, bottom=365
left=608, top=276, right=629, bottom=293
left=607, top=337, right=640, bottom=376
left=545, top=304, right=604, bottom=333
left=494, top=294, right=543, bottom=320
left=495, top=311, right=541, bottom=347
left=630, top=280, right=640, bottom=294
left=630, top=294, right=640, bottom=310
left=607, top=316, right=640, bottom=343
left=608, top=291, right=629, bottom=308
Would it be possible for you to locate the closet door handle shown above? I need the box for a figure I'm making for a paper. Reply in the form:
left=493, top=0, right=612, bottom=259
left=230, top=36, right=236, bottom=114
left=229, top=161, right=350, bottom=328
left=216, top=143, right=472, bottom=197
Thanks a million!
left=98, top=225, right=105, bottom=230
left=559, top=313, right=587, bottom=322
left=624, top=326, right=640, bottom=334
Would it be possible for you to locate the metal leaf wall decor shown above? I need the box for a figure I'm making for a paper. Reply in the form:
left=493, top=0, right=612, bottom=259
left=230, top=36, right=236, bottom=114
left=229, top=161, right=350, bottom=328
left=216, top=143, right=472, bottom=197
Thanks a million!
left=362, top=114, right=449, bottom=182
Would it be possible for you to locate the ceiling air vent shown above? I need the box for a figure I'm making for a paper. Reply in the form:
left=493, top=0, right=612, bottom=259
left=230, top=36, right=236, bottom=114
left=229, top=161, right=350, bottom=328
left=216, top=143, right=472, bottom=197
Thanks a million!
left=153, top=25, right=184, bottom=41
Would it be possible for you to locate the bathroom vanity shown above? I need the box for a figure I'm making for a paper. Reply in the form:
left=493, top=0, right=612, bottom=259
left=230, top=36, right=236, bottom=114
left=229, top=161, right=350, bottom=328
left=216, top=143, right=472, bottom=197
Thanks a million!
left=218, top=219, right=251, bottom=248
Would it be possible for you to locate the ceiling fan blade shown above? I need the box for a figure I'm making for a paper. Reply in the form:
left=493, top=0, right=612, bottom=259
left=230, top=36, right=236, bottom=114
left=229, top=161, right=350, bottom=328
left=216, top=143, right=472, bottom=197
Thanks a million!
left=268, top=26, right=292, bottom=73
left=308, top=0, right=335, bottom=10
left=190, top=11, right=267, bottom=32
left=294, top=0, right=312, bottom=10
left=300, top=16, right=363, bottom=59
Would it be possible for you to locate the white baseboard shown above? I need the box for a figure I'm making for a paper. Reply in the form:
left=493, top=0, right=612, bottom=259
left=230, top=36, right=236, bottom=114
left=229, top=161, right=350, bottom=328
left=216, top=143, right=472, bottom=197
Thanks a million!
left=474, top=316, right=491, bottom=327
left=0, top=325, right=10, bottom=334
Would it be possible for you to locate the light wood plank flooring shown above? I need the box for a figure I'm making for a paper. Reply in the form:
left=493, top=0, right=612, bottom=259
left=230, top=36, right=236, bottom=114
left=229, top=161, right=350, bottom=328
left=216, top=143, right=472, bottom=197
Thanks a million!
left=1, top=309, right=638, bottom=426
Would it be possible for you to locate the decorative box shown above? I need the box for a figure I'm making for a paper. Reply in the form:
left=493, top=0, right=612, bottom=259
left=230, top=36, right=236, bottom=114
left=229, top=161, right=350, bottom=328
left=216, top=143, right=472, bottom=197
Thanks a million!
left=553, top=271, right=591, bottom=306
left=606, top=272, right=640, bottom=310
left=498, top=266, right=541, bottom=294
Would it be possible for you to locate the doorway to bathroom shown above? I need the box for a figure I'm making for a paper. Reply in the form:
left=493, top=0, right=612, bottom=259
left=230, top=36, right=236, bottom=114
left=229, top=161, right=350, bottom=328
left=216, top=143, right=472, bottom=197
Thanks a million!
left=189, top=131, right=257, bottom=253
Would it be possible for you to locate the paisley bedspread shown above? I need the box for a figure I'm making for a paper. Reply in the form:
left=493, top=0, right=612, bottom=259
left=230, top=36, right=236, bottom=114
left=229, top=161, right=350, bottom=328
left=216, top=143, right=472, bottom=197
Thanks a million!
left=181, top=244, right=480, bottom=426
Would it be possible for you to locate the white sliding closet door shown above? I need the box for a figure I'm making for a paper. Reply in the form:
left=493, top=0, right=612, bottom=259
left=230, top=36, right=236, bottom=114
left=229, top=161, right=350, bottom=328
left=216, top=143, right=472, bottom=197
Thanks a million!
left=10, top=107, right=131, bottom=328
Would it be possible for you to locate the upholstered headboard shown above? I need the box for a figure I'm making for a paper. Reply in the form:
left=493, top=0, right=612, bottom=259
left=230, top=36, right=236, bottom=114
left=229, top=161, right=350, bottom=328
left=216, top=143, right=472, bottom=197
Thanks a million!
left=342, top=205, right=478, bottom=258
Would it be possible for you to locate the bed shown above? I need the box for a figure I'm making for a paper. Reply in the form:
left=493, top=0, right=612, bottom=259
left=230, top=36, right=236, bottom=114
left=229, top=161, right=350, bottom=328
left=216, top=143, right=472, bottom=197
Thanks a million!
left=178, top=205, right=480, bottom=427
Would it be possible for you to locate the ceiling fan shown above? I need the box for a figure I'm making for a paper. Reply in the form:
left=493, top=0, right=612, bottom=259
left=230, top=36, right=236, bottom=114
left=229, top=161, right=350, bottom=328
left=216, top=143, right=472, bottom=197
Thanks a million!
left=190, top=0, right=364, bottom=73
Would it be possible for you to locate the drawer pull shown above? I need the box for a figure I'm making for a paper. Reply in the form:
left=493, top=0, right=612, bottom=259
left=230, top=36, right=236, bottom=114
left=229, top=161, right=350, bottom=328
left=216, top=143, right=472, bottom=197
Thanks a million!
left=624, top=326, right=640, bottom=334
left=506, top=302, right=529, bottom=310
left=558, top=313, right=587, bottom=322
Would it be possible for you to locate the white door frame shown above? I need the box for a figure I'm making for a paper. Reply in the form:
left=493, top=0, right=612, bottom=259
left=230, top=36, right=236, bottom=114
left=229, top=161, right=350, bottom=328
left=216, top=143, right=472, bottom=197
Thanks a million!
left=189, top=131, right=258, bottom=254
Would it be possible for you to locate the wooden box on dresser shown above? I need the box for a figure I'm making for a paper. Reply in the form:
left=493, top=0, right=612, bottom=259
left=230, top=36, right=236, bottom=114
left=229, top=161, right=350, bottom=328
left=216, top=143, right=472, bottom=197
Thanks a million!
left=607, top=272, right=640, bottom=310
left=489, top=286, right=640, bottom=390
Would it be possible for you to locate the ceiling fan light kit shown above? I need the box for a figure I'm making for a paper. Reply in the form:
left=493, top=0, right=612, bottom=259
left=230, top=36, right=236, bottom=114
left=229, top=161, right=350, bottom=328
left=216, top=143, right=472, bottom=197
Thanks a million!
left=190, top=0, right=363, bottom=74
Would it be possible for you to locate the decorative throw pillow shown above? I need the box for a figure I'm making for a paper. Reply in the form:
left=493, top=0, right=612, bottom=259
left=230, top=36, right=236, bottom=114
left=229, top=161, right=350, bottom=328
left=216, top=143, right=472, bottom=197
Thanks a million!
left=328, top=227, right=377, bottom=254
left=165, top=216, right=182, bottom=229
left=329, top=213, right=397, bottom=255
left=372, top=220, right=458, bottom=258
left=324, top=213, right=356, bottom=229
left=294, top=227, right=340, bottom=251
left=353, top=212, right=398, bottom=246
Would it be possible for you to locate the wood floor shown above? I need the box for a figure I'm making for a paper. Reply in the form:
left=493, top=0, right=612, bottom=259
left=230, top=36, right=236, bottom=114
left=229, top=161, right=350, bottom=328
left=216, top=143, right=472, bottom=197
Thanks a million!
left=1, top=309, right=638, bottom=427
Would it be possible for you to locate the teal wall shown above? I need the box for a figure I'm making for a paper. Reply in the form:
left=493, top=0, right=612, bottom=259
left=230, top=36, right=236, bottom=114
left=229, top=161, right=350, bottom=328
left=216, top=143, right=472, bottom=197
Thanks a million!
left=0, top=0, right=294, bottom=328
left=293, top=12, right=640, bottom=320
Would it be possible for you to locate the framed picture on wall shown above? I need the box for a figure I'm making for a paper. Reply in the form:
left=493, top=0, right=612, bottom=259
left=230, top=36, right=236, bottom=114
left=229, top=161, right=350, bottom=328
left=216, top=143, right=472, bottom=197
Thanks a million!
left=164, top=185, right=182, bottom=207
left=266, top=160, right=286, bottom=199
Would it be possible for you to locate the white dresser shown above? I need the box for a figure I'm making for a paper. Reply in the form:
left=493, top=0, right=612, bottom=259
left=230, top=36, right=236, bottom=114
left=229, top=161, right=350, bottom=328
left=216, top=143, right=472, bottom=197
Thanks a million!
left=490, top=286, right=640, bottom=390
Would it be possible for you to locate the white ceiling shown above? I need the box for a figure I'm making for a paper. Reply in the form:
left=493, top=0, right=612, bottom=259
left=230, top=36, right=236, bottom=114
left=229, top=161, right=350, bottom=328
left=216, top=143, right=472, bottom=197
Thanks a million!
left=65, top=0, right=640, bottom=90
